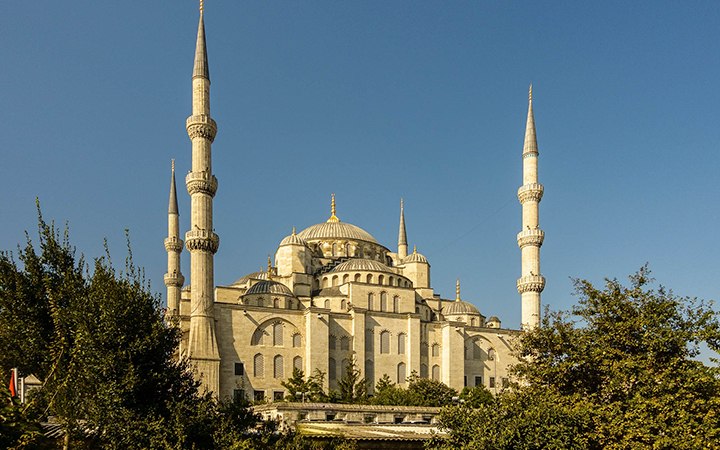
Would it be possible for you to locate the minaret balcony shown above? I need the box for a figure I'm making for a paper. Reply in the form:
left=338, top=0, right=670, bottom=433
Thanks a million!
left=186, top=172, right=218, bottom=197
left=185, top=229, right=220, bottom=254
left=516, top=229, right=545, bottom=249
left=164, top=272, right=185, bottom=287
left=186, top=114, right=217, bottom=142
left=517, top=183, right=544, bottom=203
left=164, top=237, right=184, bottom=252
left=517, top=275, right=546, bottom=294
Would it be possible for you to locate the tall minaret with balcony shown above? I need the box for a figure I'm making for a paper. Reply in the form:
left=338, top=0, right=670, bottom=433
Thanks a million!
left=517, top=86, right=545, bottom=330
left=185, top=4, right=220, bottom=393
left=398, top=198, right=408, bottom=259
left=164, top=159, right=184, bottom=319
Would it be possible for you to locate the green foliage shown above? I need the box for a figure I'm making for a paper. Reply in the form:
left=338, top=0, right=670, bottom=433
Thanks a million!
left=281, top=368, right=330, bottom=403
left=371, top=371, right=458, bottom=407
left=458, top=385, right=493, bottom=408
left=0, top=386, right=52, bottom=450
left=336, top=358, right=367, bottom=404
left=429, top=266, right=720, bottom=450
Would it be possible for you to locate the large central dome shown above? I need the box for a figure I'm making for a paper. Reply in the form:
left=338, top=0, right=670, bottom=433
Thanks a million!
left=297, top=221, right=378, bottom=244
left=297, top=194, right=379, bottom=244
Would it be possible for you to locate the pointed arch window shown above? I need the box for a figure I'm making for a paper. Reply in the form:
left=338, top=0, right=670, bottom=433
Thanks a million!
left=397, top=362, right=407, bottom=384
left=274, top=355, right=284, bottom=378
left=380, top=331, right=390, bottom=354
left=432, top=343, right=440, bottom=357
left=293, top=356, right=303, bottom=372
left=393, top=296, right=399, bottom=313
left=273, top=323, right=283, bottom=346
left=488, top=348, right=496, bottom=361
left=367, top=293, right=374, bottom=310
left=431, top=365, right=440, bottom=381
left=397, top=333, right=406, bottom=355
left=380, top=292, right=388, bottom=312
left=254, top=353, right=264, bottom=378
left=293, top=333, right=302, bottom=348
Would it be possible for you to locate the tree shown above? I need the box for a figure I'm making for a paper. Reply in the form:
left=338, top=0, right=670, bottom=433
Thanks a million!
left=406, top=372, right=457, bottom=407
left=371, top=374, right=410, bottom=406
left=430, top=266, right=720, bottom=450
left=458, top=385, right=493, bottom=408
left=0, top=208, right=234, bottom=449
left=281, top=368, right=329, bottom=403
left=336, top=358, right=367, bottom=403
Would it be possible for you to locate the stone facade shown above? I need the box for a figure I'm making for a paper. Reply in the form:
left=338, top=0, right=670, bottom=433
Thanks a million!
left=166, top=9, right=542, bottom=400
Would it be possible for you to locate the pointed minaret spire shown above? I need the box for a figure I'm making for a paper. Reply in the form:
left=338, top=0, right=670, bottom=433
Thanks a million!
left=164, top=159, right=184, bottom=319
left=398, top=198, right=408, bottom=259
left=193, top=6, right=209, bottom=80
left=185, top=4, right=220, bottom=395
left=327, top=194, right=340, bottom=223
left=455, top=278, right=461, bottom=302
left=517, top=85, right=545, bottom=330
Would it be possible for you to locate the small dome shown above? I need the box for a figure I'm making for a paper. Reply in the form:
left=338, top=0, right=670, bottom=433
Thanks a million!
left=280, top=233, right=306, bottom=246
left=245, top=280, right=294, bottom=296
left=404, top=252, right=428, bottom=264
left=232, top=271, right=268, bottom=285
left=444, top=300, right=481, bottom=316
left=487, top=316, right=500, bottom=323
left=331, top=259, right=394, bottom=273
left=298, top=221, right=378, bottom=244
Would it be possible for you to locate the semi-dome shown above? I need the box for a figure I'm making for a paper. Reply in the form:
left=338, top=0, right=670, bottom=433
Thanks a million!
left=443, top=300, right=481, bottom=316
left=298, top=221, right=378, bottom=244
left=245, top=280, right=295, bottom=296
left=331, top=259, right=394, bottom=273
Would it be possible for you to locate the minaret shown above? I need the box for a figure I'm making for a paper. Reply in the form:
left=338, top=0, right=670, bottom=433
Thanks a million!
left=517, top=85, right=545, bottom=330
left=164, top=159, right=184, bottom=319
left=185, top=3, right=220, bottom=394
left=398, top=198, right=408, bottom=259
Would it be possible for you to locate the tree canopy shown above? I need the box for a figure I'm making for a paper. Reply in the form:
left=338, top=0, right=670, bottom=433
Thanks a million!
left=429, top=266, right=720, bottom=450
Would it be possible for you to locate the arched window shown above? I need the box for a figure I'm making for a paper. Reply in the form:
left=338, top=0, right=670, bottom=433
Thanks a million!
left=354, top=273, right=361, bottom=282
left=420, top=342, right=429, bottom=357
left=293, top=334, right=302, bottom=348
left=432, top=365, right=440, bottom=381
left=393, top=296, right=399, bottom=313
left=340, top=299, right=346, bottom=310
left=378, top=275, right=384, bottom=285
left=366, top=274, right=373, bottom=284
left=257, top=298, right=264, bottom=307
left=367, top=293, right=374, bottom=310
left=488, top=348, right=496, bottom=361
left=365, top=329, right=374, bottom=352
left=329, top=358, right=336, bottom=380
left=251, top=329, right=264, bottom=346
left=341, top=359, right=348, bottom=378
left=397, top=362, right=406, bottom=384
left=365, top=360, right=374, bottom=388
left=432, top=343, right=440, bottom=357
left=273, top=323, right=283, bottom=346
left=324, top=299, right=330, bottom=309
left=332, top=243, right=338, bottom=257
left=332, top=275, right=339, bottom=286
left=322, top=277, right=329, bottom=288
left=345, top=243, right=351, bottom=256
left=470, top=317, right=476, bottom=326
left=380, top=292, right=388, bottom=312
left=343, top=274, right=349, bottom=284
left=274, top=355, right=284, bottom=378
left=420, top=363, right=428, bottom=378
left=397, top=333, right=406, bottom=354
left=329, top=336, right=336, bottom=351
left=254, top=354, right=264, bottom=378
left=340, top=336, right=349, bottom=351
left=380, top=331, right=390, bottom=354
left=415, top=307, right=420, bottom=314
left=389, top=276, right=394, bottom=286
left=293, top=356, right=303, bottom=372
left=273, top=298, right=280, bottom=308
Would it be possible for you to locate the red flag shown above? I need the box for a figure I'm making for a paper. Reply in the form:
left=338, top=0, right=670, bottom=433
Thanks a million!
left=9, top=369, right=17, bottom=398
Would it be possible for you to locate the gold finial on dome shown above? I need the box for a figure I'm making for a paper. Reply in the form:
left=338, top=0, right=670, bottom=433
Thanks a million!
left=455, top=278, right=461, bottom=302
left=292, top=226, right=296, bottom=235
left=200, top=0, right=204, bottom=12
left=413, top=245, right=417, bottom=254
left=171, top=158, right=175, bottom=171
left=529, top=84, right=532, bottom=101
left=267, top=254, right=273, bottom=281
left=327, top=194, right=340, bottom=223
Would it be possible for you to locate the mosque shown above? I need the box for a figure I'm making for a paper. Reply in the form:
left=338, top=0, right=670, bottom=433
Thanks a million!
left=164, top=8, right=545, bottom=402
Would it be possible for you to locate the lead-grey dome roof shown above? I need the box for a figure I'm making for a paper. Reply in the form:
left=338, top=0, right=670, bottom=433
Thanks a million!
left=245, top=280, right=295, bottom=297
left=331, top=259, right=394, bottom=273
left=298, top=221, right=378, bottom=244
left=443, top=300, right=481, bottom=316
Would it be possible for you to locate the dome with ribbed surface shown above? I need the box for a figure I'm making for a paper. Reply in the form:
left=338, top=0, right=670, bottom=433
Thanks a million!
left=404, top=252, right=428, bottom=264
left=331, top=259, right=393, bottom=273
left=298, top=221, right=378, bottom=244
left=280, top=233, right=306, bottom=246
left=443, top=301, right=481, bottom=316
left=245, top=280, right=294, bottom=296
left=232, top=271, right=268, bottom=285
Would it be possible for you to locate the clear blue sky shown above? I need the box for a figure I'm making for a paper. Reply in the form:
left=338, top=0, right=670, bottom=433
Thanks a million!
left=2, top=2, right=718, bottom=360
